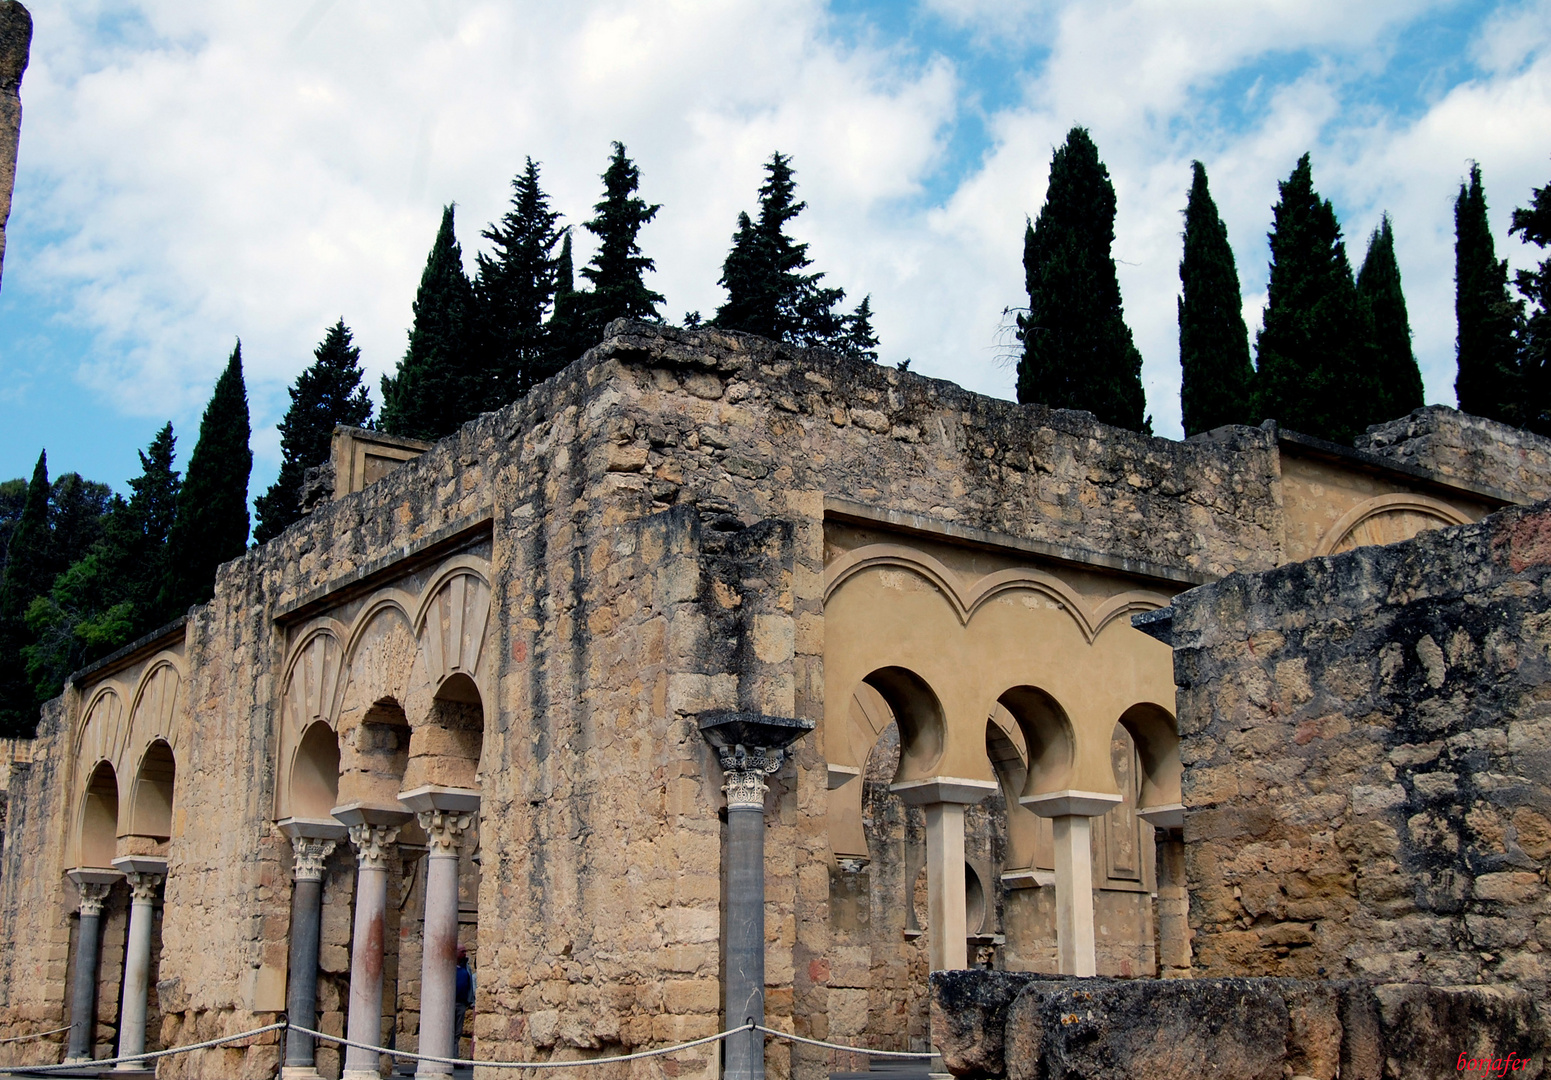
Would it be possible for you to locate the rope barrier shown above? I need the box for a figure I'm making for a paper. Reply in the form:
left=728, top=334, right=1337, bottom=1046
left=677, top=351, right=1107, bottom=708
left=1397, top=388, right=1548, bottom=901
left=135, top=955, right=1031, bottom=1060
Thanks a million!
left=292, top=1021, right=746, bottom=1070
left=0, top=1021, right=285, bottom=1074
left=0, top=1017, right=937, bottom=1073
left=0, top=1030, right=69, bottom=1047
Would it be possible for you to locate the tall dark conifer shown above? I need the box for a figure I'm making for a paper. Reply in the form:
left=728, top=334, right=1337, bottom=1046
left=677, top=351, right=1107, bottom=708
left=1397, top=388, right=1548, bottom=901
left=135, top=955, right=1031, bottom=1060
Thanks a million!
left=1357, top=215, right=1424, bottom=422
left=713, top=152, right=847, bottom=349
left=845, top=295, right=880, bottom=361
left=382, top=205, right=477, bottom=440
left=474, top=159, right=563, bottom=402
left=579, top=142, right=664, bottom=342
left=0, top=451, right=51, bottom=735
left=544, top=230, right=587, bottom=373
left=1511, top=169, right=1551, bottom=434
left=161, top=343, right=252, bottom=617
left=1253, top=154, right=1381, bottom=444
left=254, top=321, right=372, bottom=543
left=1178, top=161, right=1254, bottom=436
left=1017, top=127, right=1148, bottom=432
left=1453, top=165, right=1522, bottom=423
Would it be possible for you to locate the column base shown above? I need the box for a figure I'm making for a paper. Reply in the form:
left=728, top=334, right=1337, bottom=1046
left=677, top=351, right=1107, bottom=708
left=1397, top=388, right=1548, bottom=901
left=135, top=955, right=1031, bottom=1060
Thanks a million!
left=342, top=1070, right=384, bottom=1080
left=281, top=1067, right=327, bottom=1080
left=414, top=1066, right=453, bottom=1077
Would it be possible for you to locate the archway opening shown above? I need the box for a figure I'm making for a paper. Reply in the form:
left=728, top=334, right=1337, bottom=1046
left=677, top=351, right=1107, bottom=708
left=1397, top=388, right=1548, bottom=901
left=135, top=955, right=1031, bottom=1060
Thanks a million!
left=406, top=675, right=484, bottom=791
left=339, top=697, right=411, bottom=807
left=1116, top=703, right=1181, bottom=814
left=862, top=667, right=945, bottom=785
left=985, top=709, right=1041, bottom=873
left=128, top=741, right=176, bottom=840
left=291, top=722, right=341, bottom=819
left=996, top=686, right=1075, bottom=801
left=80, top=762, right=119, bottom=868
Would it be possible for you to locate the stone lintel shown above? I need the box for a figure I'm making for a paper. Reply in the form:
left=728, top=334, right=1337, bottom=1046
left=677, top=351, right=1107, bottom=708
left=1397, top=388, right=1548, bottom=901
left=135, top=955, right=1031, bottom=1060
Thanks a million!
left=1020, top=789, right=1123, bottom=817
left=397, top=785, right=482, bottom=815
left=110, top=856, right=168, bottom=877
left=330, top=801, right=414, bottom=829
left=1137, top=802, right=1185, bottom=829
left=277, top=816, right=350, bottom=842
left=889, top=777, right=998, bottom=805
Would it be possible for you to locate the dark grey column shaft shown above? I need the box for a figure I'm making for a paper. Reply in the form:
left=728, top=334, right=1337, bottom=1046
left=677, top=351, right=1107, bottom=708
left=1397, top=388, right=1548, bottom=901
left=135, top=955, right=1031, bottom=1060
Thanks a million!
left=284, top=875, right=324, bottom=1068
left=724, top=802, right=765, bottom=1080
left=65, top=884, right=110, bottom=1062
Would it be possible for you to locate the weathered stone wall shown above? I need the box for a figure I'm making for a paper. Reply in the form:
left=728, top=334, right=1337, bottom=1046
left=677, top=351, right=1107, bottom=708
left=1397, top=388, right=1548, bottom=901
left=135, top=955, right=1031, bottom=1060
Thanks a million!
left=1361, top=406, right=1551, bottom=505
left=1168, top=500, right=1551, bottom=995
left=929, top=970, right=1549, bottom=1080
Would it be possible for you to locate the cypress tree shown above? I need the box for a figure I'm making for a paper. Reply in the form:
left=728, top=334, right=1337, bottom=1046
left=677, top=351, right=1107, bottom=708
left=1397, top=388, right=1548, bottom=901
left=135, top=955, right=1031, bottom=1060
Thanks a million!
left=1357, top=214, right=1424, bottom=422
left=713, top=152, right=847, bottom=349
left=474, top=159, right=563, bottom=403
left=578, top=142, right=664, bottom=342
left=544, top=229, right=587, bottom=373
left=254, top=320, right=373, bottom=544
left=1017, top=127, right=1148, bottom=432
left=1511, top=170, right=1551, bottom=434
left=381, top=205, right=477, bottom=440
left=0, top=451, right=51, bottom=735
left=160, top=343, right=252, bottom=616
left=845, top=295, right=880, bottom=362
left=1178, top=161, right=1255, bottom=436
left=1253, top=153, right=1382, bottom=444
left=1453, top=165, right=1522, bottom=423
left=0, top=477, right=25, bottom=578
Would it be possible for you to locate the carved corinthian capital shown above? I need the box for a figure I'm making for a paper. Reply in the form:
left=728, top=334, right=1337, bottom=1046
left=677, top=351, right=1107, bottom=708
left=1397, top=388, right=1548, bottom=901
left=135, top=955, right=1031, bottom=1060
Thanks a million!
left=124, top=871, right=163, bottom=903
left=417, top=809, right=476, bottom=857
left=716, top=744, right=786, bottom=810
left=291, top=836, right=338, bottom=882
left=348, top=823, right=401, bottom=869
left=77, top=881, right=112, bottom=917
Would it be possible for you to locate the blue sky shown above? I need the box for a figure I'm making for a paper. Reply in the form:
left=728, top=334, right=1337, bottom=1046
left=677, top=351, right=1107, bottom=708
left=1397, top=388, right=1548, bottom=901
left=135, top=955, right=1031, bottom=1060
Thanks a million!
left=2, top=0, right=1549, bottom=509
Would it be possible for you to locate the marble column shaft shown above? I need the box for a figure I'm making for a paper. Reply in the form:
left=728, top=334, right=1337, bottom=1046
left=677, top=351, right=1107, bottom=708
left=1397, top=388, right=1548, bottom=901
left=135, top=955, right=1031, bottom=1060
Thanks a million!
left=719, top=745, right=783, bottom=1080
left=342, top=824, right=400, bottom=1080
left=413, top=809, right=475, bottom=1078
left=283, top=835, right=338, bottom=1076
left=65, top=878, right=114, bottom=1063
left=115, top=872, right=163, bottom=1070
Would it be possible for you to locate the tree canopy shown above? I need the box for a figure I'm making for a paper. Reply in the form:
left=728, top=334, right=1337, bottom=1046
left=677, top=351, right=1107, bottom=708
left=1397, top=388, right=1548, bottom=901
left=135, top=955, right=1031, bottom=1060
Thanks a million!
left=1357, top=214, right=1424, bottom=423
left=1178, top=160, right=1254, bottom=436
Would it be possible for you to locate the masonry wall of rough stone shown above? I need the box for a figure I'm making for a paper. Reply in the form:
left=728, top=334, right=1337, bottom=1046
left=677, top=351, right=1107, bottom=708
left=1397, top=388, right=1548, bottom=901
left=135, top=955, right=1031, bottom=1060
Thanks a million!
left=1168, top=501, right=1551, bottom=996
left=1361, top=406, right=1551, bottom=505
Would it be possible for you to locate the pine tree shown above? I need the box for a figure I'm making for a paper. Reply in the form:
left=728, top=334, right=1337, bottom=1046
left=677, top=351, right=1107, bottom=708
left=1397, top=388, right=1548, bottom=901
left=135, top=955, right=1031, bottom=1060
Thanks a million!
left=474, top=159, right=563, bottom=403
left=381, top=205, right=477, bottom=440
left=1357, top=214, right=1424, bottom=423
left=254, top=320, right=372, bottom=544
left=1017, top=127, right=1148, bottom=432
left=1178, top=161, right=1255, bottom=437
left=1511, top=169, right=1551, bottom=434
left=712, top=152, right=848, bottom=349
left=160, top=343, right=252, bottom=617
left=0, top=451, right=52, bottom=735
left=544, top=229, right=587, bottom=374
left=1453, top=165, right=1522, bottom=423
left=1253, top=153, right=1382, bottom=444
left=578, top=142, right=664, bottom=342
left=845, top=295, right=880, bottom=362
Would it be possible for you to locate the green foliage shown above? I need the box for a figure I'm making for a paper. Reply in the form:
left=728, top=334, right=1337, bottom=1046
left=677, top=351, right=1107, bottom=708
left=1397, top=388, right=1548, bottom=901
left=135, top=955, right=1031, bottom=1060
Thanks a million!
left=1357, top=214, right=1424, bottom=423
left=1511, top=168, right=1551, bottom=434
left=474, top=159, right=564, bottom=403
left=1017, top=127, right=1148, bottom=432
left=0, top=476, right=24, bottom=578
left=845, top=295, right=880, bottom=362
left=161, top=343, right=252, bottom=616
left=381, top=205, right=477, bottom=440
left=0, top=452, right=53, bottom=735
left=578, top=142, right=664, bottom=341
left=1253, top=153, right=1382, bottom=444
left=545, top=229, right=589, bottom=375
left=1453, top=164, right=1522, bottom=423
left=712, top=152, right=849, bottom=350
left=255, top=320, right=372, bottom=543
left=1178, top=161, right=1255, bottom=436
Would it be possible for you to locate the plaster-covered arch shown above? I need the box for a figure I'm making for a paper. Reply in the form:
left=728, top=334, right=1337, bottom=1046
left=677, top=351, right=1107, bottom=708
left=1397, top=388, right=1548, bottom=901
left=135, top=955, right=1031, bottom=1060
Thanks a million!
left=1313, top=493, right=1472, bottom=556
left=75, top=686, right=130, bottom=776
left=409, top=557, right=493, bottom=711
left=274, top=621, right=347, bottom=821
left=127, top=739, right=176, bottom=840
left=289, top=721, right=342, bottom=819
left=123, top=656, right=185, bottom=774
left=1116, top=702, right=1182, bottom=826
left=78, top=760, right=119, bottom=869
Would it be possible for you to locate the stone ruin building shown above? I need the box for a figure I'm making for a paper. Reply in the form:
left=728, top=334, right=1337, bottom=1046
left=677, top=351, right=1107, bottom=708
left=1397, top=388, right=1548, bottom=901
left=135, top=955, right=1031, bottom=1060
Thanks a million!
left=0, top=321, right=1547, bottom=1079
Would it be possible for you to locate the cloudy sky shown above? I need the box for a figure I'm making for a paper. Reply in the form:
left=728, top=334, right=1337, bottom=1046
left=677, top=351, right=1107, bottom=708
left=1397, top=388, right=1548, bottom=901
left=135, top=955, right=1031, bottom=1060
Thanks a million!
left=2, top=0, right=1550, bottom=504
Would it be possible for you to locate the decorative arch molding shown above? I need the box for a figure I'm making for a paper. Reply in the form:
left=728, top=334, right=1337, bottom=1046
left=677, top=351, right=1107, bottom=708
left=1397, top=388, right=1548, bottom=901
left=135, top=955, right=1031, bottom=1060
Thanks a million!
left=281, top=619, right=351, bottom=735
left=343, top=592, right=416, bottom=670
left=413, top=556, right=493, bottom=699
left=74, top=685, right=131, bottom=776
left=1313, top=493, right=1472, bottom=557
left=824, top=544, right=1169, bottom=644
left=126, top=654, right=186, bottom=755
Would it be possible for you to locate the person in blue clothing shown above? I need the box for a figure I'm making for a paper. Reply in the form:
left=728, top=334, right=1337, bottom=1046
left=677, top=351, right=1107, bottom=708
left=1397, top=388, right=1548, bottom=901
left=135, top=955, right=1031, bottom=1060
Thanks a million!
left=454, top=944, right=474, bottom=1055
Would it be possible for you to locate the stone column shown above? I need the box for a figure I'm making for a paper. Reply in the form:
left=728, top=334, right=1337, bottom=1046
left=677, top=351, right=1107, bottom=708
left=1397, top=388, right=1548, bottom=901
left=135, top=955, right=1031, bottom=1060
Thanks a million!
left=334, top=804, right=411, bottom=1080
left=64, top=869, right=121, bottom=1063
left=698, top=711, right=814, bottom=1080
left=890, top=780, right=998, bottom=973
left=1139, top=805, right=1189, bottom=975
left=1022, top=792, right=1121, bottom=977
left=278, top=818, right=347, bottom=1079
left=398, top=787, right=480, bottom=1078
left=110, top=856, right=167, bottom=1071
